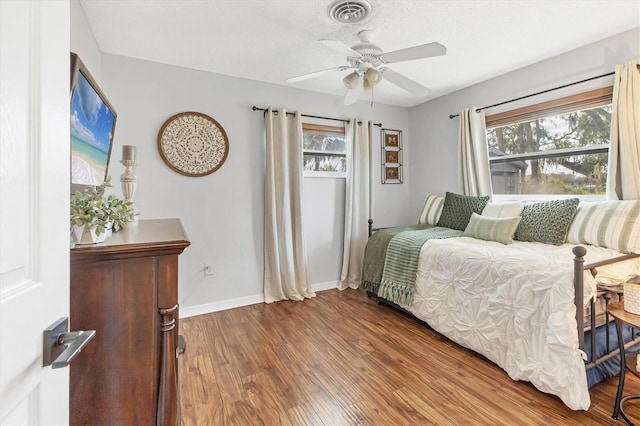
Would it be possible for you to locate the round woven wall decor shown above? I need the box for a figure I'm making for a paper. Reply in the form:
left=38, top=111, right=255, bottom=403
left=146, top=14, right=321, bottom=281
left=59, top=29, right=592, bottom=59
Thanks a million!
left=157, top=111, right=229, bottom=177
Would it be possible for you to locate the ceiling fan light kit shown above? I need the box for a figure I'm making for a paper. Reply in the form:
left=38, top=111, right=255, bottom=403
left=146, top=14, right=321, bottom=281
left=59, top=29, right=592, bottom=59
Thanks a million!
left=364, top=68, right=381, bottom=84
left=363, top=78, right=374, bottom=92
left=286, top=28, right=446, bottom=105
left=343, top=71, right=360, bottom=89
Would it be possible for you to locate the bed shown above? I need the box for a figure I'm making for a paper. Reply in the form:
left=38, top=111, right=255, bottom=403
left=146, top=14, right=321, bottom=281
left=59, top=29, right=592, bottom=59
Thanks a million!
left=362, top=194, right=640, bottom=410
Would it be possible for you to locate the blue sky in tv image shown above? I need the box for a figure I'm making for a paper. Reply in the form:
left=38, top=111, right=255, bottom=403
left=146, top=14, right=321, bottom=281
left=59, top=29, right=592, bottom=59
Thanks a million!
left=70, top=70, right=115, bottom=186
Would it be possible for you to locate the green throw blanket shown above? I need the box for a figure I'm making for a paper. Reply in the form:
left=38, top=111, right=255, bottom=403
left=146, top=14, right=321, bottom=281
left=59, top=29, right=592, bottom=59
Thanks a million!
left=361, top=225, right=433, bottom=293
left=374, top=227, right=463, bottom=305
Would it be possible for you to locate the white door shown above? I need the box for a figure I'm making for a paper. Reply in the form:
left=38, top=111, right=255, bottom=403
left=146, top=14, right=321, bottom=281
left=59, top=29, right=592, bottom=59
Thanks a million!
left=1, top=1, right=71, bottom=424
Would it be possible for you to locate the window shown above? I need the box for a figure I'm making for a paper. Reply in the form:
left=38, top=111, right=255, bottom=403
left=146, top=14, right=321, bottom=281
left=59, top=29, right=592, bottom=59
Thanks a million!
left=486, top=87, right=612, bottom=199
left=302, top=123, right=346, bottom=177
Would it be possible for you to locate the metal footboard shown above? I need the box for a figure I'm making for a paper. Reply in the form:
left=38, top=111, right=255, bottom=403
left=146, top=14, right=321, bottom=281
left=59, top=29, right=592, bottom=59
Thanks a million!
left=572, top=246, right=640, bottom=370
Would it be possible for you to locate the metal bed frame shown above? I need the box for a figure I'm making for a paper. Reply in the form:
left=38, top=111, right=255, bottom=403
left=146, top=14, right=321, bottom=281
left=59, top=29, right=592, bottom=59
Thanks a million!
left=573, top=246, right=640, bottom=371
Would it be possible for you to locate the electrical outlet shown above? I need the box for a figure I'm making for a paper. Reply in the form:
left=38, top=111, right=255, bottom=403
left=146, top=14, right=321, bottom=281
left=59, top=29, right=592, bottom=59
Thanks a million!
left=204, top=263, right=213, bottom=276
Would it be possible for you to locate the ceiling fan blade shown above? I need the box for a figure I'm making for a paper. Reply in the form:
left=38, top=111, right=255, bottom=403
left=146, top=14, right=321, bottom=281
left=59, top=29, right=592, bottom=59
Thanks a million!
left=344, top=76, right=364, bottom=105
left=320, top=39, right=362, bottom=58
left=380, top=42, right=446, bottom=64
left=286, top=66, right=350, bottom=83
left=380, top=68, right=431, bottom=97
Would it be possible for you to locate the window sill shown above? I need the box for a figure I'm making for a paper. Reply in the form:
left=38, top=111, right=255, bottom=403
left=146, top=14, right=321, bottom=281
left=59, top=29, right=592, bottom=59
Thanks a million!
left=492, top=194, right=607, bottom=202
left=303, top=171, right=346, bottom=179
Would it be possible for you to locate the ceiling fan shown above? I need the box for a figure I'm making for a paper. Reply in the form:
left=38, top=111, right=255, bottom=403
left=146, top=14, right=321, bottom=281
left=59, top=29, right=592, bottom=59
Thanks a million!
left=286, top=30, right=446, bottom=105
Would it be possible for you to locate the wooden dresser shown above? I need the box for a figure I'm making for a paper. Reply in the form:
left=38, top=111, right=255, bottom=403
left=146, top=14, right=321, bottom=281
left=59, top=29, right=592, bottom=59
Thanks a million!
left=70, top=219, right=190, bottom=426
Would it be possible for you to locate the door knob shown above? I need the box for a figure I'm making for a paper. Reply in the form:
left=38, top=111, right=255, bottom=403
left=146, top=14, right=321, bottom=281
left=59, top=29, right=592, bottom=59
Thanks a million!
left=43, top=317, right=96, bottom=369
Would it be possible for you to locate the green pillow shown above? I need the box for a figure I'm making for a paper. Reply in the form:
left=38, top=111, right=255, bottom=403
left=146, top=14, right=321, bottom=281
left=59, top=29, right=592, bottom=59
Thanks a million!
left=514, top=198, right=580, bottom=245
left=463, top=213, right=521, bottom=245
left=436, top=192, right=490, bottom=231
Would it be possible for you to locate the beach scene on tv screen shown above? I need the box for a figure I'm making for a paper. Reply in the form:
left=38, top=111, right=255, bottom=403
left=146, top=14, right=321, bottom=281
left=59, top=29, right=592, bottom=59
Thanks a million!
left=71, top=71, right=115, bottom=187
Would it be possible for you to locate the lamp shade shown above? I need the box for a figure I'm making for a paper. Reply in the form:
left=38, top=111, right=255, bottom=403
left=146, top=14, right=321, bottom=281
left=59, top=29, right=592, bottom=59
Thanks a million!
left=365, top=68, right=382, bottom=85
left=343, top=71, right=360, bottom=89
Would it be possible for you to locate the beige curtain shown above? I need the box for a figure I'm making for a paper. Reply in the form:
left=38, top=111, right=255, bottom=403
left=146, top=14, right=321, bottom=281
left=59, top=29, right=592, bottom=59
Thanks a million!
left=607, top=60, right=640, bottom=200
left=459, top=108, right=493, bottom=196
left=263, top=108, right=314, bottom=303
left=339, top=119, right=372, bottom=290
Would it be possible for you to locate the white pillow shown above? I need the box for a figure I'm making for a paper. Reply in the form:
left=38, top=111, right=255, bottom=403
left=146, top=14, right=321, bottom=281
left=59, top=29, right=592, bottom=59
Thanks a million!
left=418, top=194, right=444, bottom=225
left=566, top=200, right=640, bottom=254
left=482, top=201, right=525, bottom=218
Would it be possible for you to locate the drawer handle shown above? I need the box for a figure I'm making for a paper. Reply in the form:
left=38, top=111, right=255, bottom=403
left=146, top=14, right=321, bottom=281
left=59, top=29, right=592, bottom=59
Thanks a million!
left=43, top=317, right=96, bottom=369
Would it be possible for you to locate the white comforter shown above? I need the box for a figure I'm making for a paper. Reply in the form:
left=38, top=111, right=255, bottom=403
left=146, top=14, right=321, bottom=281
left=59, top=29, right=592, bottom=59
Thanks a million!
left=398, top=237, right=640, bottom=410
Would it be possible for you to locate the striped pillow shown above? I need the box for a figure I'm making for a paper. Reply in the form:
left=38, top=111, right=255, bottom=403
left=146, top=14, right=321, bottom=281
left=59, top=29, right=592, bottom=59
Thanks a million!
left=463, top=212, right=521, bottom=245
left=566, top=200, right=640, bottom=254
left=418, top=194, right=444, bottom=225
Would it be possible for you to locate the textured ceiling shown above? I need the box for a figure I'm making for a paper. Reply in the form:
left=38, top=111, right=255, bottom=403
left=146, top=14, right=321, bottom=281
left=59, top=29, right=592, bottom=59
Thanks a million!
left=78, top=0, right=640, bottom=108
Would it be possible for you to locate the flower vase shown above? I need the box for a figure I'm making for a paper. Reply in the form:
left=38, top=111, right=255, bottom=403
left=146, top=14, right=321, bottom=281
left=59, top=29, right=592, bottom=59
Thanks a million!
left=72, top=225, right=107, bottom=245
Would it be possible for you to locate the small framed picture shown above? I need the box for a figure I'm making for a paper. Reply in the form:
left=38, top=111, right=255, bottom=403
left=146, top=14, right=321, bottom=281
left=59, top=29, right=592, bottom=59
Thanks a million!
left=385, top=167, right=399, bottom=180
left=385, top=133, right=399, bottom=147
left=385, top=150, right=399, bottom=163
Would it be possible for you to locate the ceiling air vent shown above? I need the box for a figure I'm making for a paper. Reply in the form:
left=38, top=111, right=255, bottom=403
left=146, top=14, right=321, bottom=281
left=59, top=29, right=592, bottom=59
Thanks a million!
left=327, top=0, right=372, bottom=24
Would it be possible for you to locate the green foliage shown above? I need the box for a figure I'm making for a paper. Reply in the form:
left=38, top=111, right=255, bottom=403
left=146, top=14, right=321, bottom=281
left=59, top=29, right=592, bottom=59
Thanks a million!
left=70, top=176, right=134, bottom=236
left=303, top=155, right=346, bottom=172
left=488, top=106, right=611, bottom=155
left=303, top=133, right=346, bottom=153
left=517, top=172, right=605, bottom=195
left=302, top=127, right=347, bottom=173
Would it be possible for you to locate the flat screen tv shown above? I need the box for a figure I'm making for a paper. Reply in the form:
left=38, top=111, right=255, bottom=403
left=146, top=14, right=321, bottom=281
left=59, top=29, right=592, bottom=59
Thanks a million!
left=70, top=52, right=117, bottom=195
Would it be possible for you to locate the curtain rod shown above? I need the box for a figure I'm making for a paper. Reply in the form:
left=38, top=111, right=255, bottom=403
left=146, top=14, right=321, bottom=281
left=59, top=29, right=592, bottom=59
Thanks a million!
left=448, top=71, right=616, bottom=119
left=252, top=106, right=382, bottom=127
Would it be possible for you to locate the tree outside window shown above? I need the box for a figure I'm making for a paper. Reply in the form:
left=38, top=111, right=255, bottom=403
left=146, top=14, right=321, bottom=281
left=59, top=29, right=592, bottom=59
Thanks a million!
left=302, top=123, right=346, bottom=176
left=486, top=88, right=612, bottom=197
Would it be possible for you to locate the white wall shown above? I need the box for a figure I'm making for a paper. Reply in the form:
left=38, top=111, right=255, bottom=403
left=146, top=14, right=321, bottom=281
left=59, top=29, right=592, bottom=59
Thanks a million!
left=70, top=0, right=101, bottom=82
left=407, top=28, right=640, bottom=216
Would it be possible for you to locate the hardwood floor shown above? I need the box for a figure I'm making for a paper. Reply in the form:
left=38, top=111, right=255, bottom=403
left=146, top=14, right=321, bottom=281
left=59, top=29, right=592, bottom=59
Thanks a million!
left=179, top=288, right=640, bottom=425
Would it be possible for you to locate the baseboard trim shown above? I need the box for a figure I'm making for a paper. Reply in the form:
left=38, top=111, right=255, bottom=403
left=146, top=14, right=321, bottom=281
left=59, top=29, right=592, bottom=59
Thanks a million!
left=311, top=280, right=339, bottom=292
left=179, top=280, right=339, bottom=319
